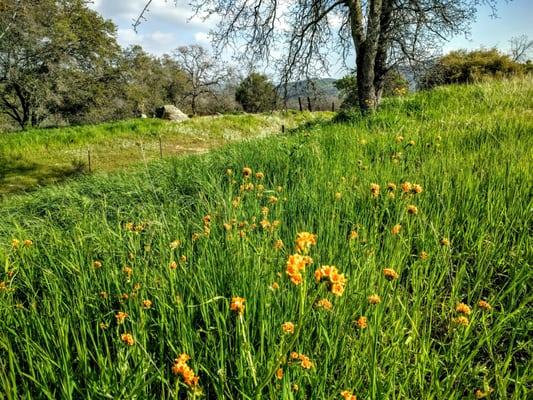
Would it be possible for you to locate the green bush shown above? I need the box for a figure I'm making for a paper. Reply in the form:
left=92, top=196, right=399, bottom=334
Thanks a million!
left=420, top=49, right=525, bottom=89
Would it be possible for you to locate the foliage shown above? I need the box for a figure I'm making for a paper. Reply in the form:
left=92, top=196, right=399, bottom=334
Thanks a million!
left=420, top=49, right=525, bottom=89
left=0, top=78, right=531, bottom=398
left=0, top=0, right=121, bottom=129
left=235, top=73, right=278, bottom=113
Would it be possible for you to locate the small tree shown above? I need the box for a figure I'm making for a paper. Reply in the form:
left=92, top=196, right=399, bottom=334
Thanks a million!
left=174, top=45, right=225, bottom=115
left=509, top=35, right=533, bottom=62
left=235, top=73, right=277, bottom=113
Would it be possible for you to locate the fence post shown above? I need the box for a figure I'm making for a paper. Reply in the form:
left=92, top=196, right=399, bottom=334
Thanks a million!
left=307, top=97, right=312, bottom=112
left=281, top=124, right=285, bottom=133
left=159, top=136, right=163, bottom=159
left=87, top=149, right=91, bottom=172
left=332, top=102, right=335, bottom=112
left=298, top=97, right=303, bottom=112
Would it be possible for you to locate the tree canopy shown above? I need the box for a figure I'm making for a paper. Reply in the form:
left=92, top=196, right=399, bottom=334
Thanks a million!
left=235, top=73, right=278, bottom=113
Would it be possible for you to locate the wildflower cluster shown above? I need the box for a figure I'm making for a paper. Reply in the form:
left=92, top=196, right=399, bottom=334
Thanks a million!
left=230, top=296, right=245, bottom=315
left=172, top=353, right=199, bottom=387
left=289, top=352, right=313, bottom=369
left=286, top=253, right=313, bottom=285
left=314, top=265, right=347, bottom=296
left=295, top=232, right=317, bottom=254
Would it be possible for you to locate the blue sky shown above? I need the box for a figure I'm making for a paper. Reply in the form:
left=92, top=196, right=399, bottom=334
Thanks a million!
left=90, top=0, right=533, bottom=76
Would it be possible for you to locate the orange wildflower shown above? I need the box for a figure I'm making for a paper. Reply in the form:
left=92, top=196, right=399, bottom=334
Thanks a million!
left=401, top=182, right=412, bottom=193
left=341, top=390, right=357, bottom=400
left=370, top=183, right=380, bottom=197
left=120, top=333, right=135, bottom=346
left=440, top=237, right=450, bottom=246
left=356, top=316, right=368, bottom=329
left=115, top=311, right=128, bottom=324
left=276, top=368, right=283, bottom=380
left=230, top=296, right=245, bottom=315
left=23, top=239, right=33, bottom=247
left=316, top=298, right=333, bottom=310
left=456, top=302, right=471, bottom=315
left=295, top=232, right=316, bottom=253
left=412, top=184, right=423, bottom=194
left=142, top=299, right=152, bottom=309
left=383, top=268, right=399, bottom=280
left=243, top=167, right=252, bottom=178
left=368, top=294, right=381, bottom=305
left=407, top=205, right=418, bottom=215
left=169, top=261, right=177, bottom=270
left=172, top=353, right=199, bottom=387
left=93, top=260, right=102, bottom=269
left=391, top=224, right=401, bottom=235
left=478, top=300, right=492, bottom=311
left=11, top=239, right=20, bottom=248
left=282, top=322, right=295, bottom=334
left=315, top=265, right=347, bottom=296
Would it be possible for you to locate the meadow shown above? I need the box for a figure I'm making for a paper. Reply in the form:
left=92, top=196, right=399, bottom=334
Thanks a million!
left=0, top=78, right=531, bottom=399
left=0, top=111, right=330, bottom=196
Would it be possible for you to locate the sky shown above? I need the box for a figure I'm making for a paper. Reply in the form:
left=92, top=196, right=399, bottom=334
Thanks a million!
left=89, top=0, right=533, bottom=77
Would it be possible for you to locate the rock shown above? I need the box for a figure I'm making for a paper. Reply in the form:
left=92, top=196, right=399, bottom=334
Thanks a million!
left=155, top=105, right=189, bottom=122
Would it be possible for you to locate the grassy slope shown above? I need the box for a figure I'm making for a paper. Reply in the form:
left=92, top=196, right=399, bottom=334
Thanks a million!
left=0, top=111, right=331, bottom=195
left=0, top=78, right=531, bottom=399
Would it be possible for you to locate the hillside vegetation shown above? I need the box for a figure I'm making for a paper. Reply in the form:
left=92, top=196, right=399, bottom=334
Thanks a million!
left=0, top=111, right=330, bottom=196
left=0, top=78, right=531, bottom=399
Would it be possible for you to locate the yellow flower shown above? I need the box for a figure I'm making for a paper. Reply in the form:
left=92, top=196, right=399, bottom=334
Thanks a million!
left=115, top=311, right=128, bottom=324
left=356, top=316, right=368, bottom=329
left=412, top=184, right=423, bottom=194
left=281, top=322, right=295, bottom=334
left=478, top=300, right=492, bottom=311
left=23, top=239, right=33, bottom=247
left=120, top=333, right=135, bottom=346
left=123, top=266, right=133, bottom=278
left=335, top=192, right=342, bottom=200
left=315, top=265, right=347, bottom=296
left=349, top=230, right=359, bottom=240
left=408, top=140, right=416, bottom=146
left=255, top=172, right=264, bottom=180
left=11, top=239, right=20, bottom=248
left=341, top=390, right=357, bottom=400
left=270, top=282, right=279, bottom=290
left=93, top=260, right=102, bottom=269
left=169, top=261, right=177, bottom=270
left=290, top=351, right=299, bottom=360
left=401, top=182, right=412, bottom=193
left=387, top=182, right=397, bottom=191
left=273, top=239, right=284, bottom=250
left=99, top=322, right=108, bottom=330
left=295, top=232, right=317, bottom=254
left=316, top=298, right=333, bottom=310
left=243, top=167, right=252, bottom=178
left=456, top=302, right=471, bottom=315
left=232, top=197, right=241, bottom=208
left=474, top=388, right=494, bottom=399
left=172, top=353, right=200, bottom=387
left=453, top=316, right=469, bottom=326
left=395, top=135, right=404, bottom=143
left=226, top=168, right=233, bottom=176
left=268, top=195, right=278, bottom=204
left=440, top=238, right=450, bottom=246
left=370, top=183, right=380, bottom=197
left=299, top=354, right=313, bottom=369
left=391, top=224, right=401, bottom=235
left=383, top=268, right=399, bottom=280
left=275, top=368, right=283, bottom=380
left=230, top=296, right=245, bottom=315
left=368, top=294, right=381, bottom=305
left=180, top=255, right=187, bottom=263
left=142, top=299, right=152, bottom=309
left=419, top=251, right=429, bottom=260
left=407, top=205, right=418, bottom=215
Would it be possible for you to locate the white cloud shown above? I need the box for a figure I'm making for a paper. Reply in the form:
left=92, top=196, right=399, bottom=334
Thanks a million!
left=194, top=32, right=210, bottom=44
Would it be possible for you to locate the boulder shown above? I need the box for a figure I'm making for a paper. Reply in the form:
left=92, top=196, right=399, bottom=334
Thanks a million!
left=155, top=105, right=189, bottom=122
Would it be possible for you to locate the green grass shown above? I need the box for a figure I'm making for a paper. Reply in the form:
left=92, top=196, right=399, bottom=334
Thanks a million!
left=0, top=111, right=331, bottom=196
left=0, top=78, right=531, bottom=399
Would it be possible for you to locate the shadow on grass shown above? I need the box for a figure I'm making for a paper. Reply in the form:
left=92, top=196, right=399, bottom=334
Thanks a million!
left=0, top=155, right=87, bottom=196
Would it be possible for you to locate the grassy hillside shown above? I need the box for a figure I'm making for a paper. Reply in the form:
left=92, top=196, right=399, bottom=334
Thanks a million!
left=0, top=78, right=531, bottom=399
left=0, top=111, right=331, bottom=196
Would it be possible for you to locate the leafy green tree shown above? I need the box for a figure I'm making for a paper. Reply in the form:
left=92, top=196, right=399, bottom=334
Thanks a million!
left=0, top=0, right=120, bottom=129
left=235, top=73, right=278, bottom=113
